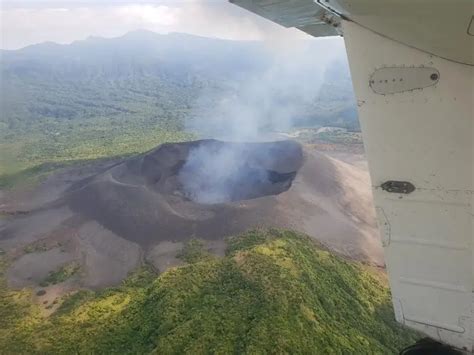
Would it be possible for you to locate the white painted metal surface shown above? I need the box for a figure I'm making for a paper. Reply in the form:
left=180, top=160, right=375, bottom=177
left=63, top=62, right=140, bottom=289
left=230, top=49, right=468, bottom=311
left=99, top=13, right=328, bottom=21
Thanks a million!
left=229, top=0, right=474, bottom=351
left=318, top=0, right=474, bottom=65
left=369, top=66, right=440, bottom=95
left=343, top=20, right=474, bottom=351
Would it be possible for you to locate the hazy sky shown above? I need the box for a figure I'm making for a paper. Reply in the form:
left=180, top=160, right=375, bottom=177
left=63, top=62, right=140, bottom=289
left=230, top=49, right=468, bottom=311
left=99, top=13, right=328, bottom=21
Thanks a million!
left=1, top=0, right=314, bottom=49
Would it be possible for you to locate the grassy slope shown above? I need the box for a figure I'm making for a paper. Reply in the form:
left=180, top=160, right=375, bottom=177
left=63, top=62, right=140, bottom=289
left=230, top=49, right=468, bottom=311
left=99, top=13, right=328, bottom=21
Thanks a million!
left=0, top=230, right=418, bottom=354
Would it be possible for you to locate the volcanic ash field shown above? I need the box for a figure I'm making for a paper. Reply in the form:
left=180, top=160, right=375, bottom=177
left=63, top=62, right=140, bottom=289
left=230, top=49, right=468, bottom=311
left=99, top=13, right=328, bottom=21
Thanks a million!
left=0, top=139, right=381, bottom=290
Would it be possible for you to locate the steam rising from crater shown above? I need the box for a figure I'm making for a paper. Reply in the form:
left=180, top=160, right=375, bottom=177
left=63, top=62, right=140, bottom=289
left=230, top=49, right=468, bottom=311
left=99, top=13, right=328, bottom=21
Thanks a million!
left=178, top=140, right=302, bottom=204
left=179, top=38, right=348, bottom=203
left=188, top=39, right=347, bottom=141
left=181, top=41, right=345, bottom=200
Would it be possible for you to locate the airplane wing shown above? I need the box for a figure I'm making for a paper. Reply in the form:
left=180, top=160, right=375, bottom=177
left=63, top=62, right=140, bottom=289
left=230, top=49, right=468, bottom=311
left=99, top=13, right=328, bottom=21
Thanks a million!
left=229, top=0, right=341, bottom=37
left=230, top=0, right=474, bottom=352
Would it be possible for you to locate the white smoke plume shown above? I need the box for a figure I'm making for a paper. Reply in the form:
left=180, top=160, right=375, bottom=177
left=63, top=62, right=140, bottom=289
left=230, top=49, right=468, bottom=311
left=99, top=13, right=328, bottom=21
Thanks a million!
left=187, top=37, right=346, bottom=141
left=178, top=140, right=303, bottom=205
left=179, top=143, right=254, bottom=204
left=180, top=37, right=344, bottom=204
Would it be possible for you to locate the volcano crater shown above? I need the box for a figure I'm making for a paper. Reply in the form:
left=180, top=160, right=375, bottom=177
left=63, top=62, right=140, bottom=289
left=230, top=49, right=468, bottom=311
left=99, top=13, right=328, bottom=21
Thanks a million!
left=66, top=139, right=304, bottom=244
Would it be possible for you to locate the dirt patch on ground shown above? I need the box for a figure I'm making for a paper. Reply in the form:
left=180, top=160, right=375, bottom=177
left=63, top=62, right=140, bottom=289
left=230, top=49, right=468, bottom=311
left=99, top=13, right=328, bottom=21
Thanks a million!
left=7, top=247, right=76, bottom=288
left=146, top=241, right=185, bottom=273
left=76, top=221, right=142, bottom=289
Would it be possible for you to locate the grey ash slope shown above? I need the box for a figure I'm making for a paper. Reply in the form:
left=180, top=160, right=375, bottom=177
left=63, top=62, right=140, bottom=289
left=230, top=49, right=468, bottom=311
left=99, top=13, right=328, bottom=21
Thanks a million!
left=66, top=140, right=303, bottom=245
left=0, top=140, right=381, bottom=290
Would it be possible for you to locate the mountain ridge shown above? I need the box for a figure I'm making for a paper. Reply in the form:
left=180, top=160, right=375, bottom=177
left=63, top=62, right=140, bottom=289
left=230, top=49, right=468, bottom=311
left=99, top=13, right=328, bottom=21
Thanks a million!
left=1, top=29, right=357, bottom=189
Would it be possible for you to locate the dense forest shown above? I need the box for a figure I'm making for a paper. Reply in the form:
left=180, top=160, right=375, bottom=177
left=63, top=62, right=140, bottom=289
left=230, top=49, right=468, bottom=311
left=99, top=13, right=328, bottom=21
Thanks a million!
left=0, top=229, right=418, bottom=354
left=0, top=31, right=356, bottom=188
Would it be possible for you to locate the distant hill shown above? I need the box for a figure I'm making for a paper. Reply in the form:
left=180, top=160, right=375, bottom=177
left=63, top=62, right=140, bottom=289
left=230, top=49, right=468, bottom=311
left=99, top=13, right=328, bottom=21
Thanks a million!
left=2, top=30, right=268, bottom=80
left=0, top=30, right=357, bottom=186
left=1, top=30, right=356, bottom=132
left=1, top=31, right=265, bottom=131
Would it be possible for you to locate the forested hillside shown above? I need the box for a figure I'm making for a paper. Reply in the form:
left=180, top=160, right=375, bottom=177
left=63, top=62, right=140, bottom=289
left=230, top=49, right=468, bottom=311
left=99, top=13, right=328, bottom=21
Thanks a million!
left=1, top=31, right=355, bottom=131
left=0, top=229, right=418, bottom=354
left=0, top=31, right=356, bottom=188
left=1, top=31, right=269, bottom=131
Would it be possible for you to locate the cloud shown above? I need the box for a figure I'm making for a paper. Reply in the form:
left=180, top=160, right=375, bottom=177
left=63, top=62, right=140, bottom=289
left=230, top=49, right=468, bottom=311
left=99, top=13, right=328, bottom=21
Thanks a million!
left=1, top=1, right=311, bottom=49
left=114, top=5, right=180, bottom=26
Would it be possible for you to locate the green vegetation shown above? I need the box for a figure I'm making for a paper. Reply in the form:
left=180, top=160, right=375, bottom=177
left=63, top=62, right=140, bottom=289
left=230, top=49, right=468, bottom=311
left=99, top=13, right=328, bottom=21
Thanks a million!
left=0, top=252, right=43, bottom=351
left=24, top=242, right=63, bottom=254
left=177, top=238, right=212, bottom=263
left=0, top=33, right=360, bottom=190
left=0, top=229, right=418, bottom=354
left=39, top=262, right=81, bottom=287
left=288, top=127, right=363, bottom=146
left=0, top=109, right=194, bottom=189
left=1, top=52, right=198, bottom=189
left=316, top=130, right=363, bottom=145
left=23, top=243, right=49, bottom=254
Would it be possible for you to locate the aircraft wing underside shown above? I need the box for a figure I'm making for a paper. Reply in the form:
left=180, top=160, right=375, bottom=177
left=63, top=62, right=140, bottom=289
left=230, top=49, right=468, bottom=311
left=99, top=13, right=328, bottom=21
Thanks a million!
left=229, top=0, right=341, bottom=37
